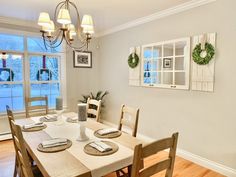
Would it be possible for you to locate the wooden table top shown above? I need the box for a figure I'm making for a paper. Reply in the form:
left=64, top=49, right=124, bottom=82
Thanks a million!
left=16, top=112, right=144, bottom=177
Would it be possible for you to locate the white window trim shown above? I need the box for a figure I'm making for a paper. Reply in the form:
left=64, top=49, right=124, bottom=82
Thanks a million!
left=0, top=28, right=67, bottom=117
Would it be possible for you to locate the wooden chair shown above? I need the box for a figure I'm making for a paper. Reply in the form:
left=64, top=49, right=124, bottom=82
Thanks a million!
left=87, top=98, right=102, bottom=122
left=116, top=105, right=140, bottom=177
left=6, top=106, right=42, bottom=177
left=6, top=105, right=19, bottom=177
left=118, top=104, right=139, bottom=137
left=130, top=132, right=179, bottom=177
left=25, top=96, right=48, bottom=118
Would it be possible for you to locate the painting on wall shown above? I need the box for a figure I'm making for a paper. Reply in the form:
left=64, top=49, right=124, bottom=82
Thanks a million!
left=73, top=51, right=92, bottom=68
left=163, top=58, right=172, bottom=68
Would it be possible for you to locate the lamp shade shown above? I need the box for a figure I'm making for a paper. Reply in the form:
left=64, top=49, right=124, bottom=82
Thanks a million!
left=38, top=12, right=51, bottom=27
left=42, top=20, right=55, bottom=32
left=81, top=15, right=93, bottom=28
left=68, top=24, right=76, bottom=36
left=83, top=26, right=94, bottom=34
left=57, top=9, right=71, bottom=25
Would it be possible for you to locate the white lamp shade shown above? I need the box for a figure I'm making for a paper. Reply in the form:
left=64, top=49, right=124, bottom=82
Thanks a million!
left=57, top=9, right=71, bottom=25
left=42, top=20, right=55, bottom=32
left=81, top=15, right=93, bottom=28
left=68, top=24, right=76, bottom=36
left=38, top=12, right=51, bottom=27
left=83, top=26, right=94, bottom=34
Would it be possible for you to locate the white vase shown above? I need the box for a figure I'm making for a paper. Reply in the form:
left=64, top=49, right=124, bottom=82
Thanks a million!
left=77, top=121, right=89, bottom=141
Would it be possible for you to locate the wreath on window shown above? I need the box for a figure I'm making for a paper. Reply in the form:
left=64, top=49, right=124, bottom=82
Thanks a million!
left=36, top=69, right=52, bottom=81
left=192, top=42, right=215, bottom=65
left=128, top=52, right=139, bottom=68
left=0, top=68, right=14, bottom=81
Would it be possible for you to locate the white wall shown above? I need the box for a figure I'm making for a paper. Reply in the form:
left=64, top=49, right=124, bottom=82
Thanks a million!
left=94, top=0, right=236, bottom=170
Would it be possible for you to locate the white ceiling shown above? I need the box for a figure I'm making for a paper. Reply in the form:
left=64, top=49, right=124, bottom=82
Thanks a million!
left=0, top=0, right=192, bottom=34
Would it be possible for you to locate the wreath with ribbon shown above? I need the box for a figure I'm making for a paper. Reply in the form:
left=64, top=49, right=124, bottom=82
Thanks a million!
left=0, top=68, right=14, bottom=81
left=128, top=52, right=139, bottom=68
left=36, top=69, right=52, bottom=81
left=192, top=42, right=215, bottom=65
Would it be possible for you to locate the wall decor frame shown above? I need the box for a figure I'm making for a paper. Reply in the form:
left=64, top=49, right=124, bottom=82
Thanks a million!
left=73, top=51, right=92, bottom=68
left=163, top=58, right=172, bottom=68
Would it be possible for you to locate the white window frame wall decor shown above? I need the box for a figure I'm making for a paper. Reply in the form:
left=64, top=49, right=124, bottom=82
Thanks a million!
left=0, top=28, right=67, bottom=116
left=141, top=37, right=190, bottom=90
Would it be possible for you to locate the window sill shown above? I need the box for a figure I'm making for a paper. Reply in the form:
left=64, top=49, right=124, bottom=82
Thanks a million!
left=0, top=106, right=68, bottom=119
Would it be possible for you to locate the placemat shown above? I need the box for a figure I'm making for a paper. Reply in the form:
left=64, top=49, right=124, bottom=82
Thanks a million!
left=22, top=124, right=47, bottom=132
left=84, top=141, right=119, bottom=156
left=94, top=129, right=122, bottom=139
left=37, top=139, right=72, bottom=153
left=39, top=116, right=57, bottom=122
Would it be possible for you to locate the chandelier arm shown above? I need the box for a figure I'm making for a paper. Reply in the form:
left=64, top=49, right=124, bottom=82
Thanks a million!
left=68, top=1, right=85, bottom=41
left=64, top=35, right=87, bottom=51
left=49, top=30, right=63, bottom=45
left=45, top=34, right=64, bottom=49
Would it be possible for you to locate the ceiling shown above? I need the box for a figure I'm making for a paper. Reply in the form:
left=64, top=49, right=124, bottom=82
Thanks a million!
left=0, top=0, right=192, bottom=34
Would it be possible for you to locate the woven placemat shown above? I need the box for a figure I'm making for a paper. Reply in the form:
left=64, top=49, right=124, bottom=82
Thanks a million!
left=84, top=141, right=119, bottom=156
left=22, top=124, right=47, bottom=132
left=39, top=116, right=57, bottom=122
left=94, top=129, right=122, bottom=139
left=66, top=117, right=78, bottom=123
left=37, top=139, right=72, bottom=153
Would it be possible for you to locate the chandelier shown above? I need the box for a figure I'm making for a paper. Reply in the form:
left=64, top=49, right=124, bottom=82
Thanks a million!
left=37, top=0, right=94, bottom=51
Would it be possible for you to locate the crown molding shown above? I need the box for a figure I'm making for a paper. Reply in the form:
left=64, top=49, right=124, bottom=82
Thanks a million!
left=0, top=16, right=39, bottom=30
left=96, top=0, right=217, bottom=37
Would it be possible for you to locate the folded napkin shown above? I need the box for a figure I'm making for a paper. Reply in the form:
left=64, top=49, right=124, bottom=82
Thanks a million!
left=89, top=141, right=112, bottom=152
left=67, top=116, right=78, bottom=121
left=42, top=138, right=67, bottom=148
left=97, top=128, right=119, bottom=136
left=23, top=122, right=45, bottom=129
left=44, top=114, right=57, bottom=121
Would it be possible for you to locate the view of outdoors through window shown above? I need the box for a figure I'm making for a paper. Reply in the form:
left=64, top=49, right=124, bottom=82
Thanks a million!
left=0, top=33, right=62, bottom=112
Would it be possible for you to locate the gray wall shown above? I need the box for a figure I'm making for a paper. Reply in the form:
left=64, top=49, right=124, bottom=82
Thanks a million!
left=66, top=39, right=100, bottom=111
left=95, top=0, right=236, bottom=169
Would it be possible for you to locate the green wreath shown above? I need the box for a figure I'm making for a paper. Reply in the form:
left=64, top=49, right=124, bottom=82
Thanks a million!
left=128, top=53, right=139, bottom=68
left=192, top=42, right=215, bottom=65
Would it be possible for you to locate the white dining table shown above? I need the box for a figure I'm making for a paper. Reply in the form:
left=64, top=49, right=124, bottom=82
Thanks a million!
left=16, top=112, right=144, bottom=177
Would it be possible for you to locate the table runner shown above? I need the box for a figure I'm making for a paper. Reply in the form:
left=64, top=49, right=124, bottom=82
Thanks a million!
left=30, top=114, right=134, bottom=177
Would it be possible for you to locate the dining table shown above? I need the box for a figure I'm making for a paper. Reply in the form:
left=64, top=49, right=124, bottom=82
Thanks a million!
left=15, top=112, right=145, bottom=177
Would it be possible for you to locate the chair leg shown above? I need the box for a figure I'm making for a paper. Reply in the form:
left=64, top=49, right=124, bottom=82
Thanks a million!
left=128, top=165, right=132, bottom=176
left=14, top=155, right=18, bottom=177
left=13, top=162, right=17, bottom=177
left=116, top=170, right=121, bottom=177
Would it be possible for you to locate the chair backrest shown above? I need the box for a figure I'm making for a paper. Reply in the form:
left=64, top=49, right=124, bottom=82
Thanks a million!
left=87, top=98, right=102, bottom=122
left=131, top=132, right=179, bottom=177
left=118, top=104, right=139, bottom=137
left=25, top=96, right=48, bottom=118
left=6, top=106, right=34, bottom=177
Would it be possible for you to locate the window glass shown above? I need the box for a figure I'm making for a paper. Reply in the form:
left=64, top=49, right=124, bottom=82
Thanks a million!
left=0, top=34, right=24, bottom=51
left=30, top=55, right=59, bottom=81
left=27, top=37, right=61, bottom=53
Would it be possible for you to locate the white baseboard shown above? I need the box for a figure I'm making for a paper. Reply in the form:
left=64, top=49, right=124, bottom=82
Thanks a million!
left=0, top=132, right=12, bottom=141
left=102, top=120, right=236, bottom=177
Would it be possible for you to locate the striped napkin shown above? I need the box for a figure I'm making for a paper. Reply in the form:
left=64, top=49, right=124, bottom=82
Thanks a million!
left=42, top=138, right=67, bottom=148
left=23, top=122, right=45, bottom=129
left=89, top=141, right=112, bottom=152
left=97, top=128, right=119, bottom=136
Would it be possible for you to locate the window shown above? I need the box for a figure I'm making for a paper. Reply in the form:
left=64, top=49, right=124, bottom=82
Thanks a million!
left=0, top=32, right=66, bottom=113
left=142, top=38, right=190, bottom=89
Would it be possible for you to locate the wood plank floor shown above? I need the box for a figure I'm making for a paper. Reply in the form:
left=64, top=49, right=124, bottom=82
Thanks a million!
left=0, top=140, right=225, bottom=177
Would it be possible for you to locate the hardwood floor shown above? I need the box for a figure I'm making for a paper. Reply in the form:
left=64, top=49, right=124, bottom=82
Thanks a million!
left=0, top=140, right=225, bottom=177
